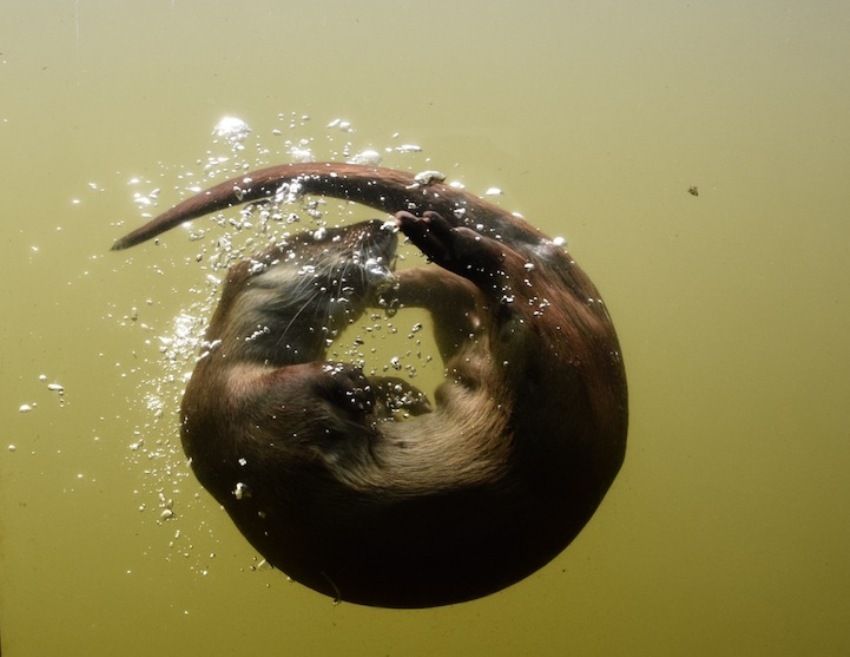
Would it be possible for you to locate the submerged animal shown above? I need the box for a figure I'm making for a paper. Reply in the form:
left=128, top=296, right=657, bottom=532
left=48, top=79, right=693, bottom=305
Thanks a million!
left=112, top=162, right=628, bottom=608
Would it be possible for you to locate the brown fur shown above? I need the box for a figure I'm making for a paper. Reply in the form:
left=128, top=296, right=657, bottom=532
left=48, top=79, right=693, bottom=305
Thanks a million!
left=113, top=163, right=628, bottom=608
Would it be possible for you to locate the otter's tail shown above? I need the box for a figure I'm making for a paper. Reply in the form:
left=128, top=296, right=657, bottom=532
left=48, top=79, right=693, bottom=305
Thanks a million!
left=111, top=162, right=545, bottom=251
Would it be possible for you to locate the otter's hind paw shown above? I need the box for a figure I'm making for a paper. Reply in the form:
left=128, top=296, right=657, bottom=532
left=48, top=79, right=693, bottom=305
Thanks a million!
left=395, top=210, right=518, bottom=294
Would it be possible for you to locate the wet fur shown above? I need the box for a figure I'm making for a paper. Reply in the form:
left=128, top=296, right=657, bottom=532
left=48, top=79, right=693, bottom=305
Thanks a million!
left=114, top=163, right=628, bottom=608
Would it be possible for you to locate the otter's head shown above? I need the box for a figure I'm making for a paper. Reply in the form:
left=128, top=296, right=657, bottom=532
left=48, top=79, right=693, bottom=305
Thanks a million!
left=208, top=219, right=398, bottom=366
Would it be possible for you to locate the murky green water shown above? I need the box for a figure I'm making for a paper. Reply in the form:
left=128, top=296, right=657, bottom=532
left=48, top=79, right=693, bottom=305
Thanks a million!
left=2, top=2, right=849, bottom=655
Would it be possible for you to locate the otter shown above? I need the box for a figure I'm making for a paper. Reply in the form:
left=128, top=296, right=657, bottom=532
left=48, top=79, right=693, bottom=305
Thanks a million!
left=112, top=162, right=628, bottom=608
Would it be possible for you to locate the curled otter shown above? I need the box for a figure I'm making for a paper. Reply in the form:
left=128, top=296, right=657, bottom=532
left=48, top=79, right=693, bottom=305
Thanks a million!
left=113, top=162, right=628, bottom=608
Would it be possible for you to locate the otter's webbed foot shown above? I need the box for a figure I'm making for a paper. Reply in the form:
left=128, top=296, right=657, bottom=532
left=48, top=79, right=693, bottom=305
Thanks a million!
left=315, top=363, right=377, bottom=417
left=313, top=365, right=431, bottom=421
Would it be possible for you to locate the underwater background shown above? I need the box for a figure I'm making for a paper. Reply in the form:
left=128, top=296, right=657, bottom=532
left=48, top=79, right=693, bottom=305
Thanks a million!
left=2, top=1, right=849, bottom=655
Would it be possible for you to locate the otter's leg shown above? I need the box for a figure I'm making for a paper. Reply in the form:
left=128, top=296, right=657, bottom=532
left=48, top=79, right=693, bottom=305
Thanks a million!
left=379, top=265, right=484, bottom=363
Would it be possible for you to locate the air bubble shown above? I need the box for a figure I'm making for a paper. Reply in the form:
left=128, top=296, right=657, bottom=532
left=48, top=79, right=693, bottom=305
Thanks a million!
left=212, top=116, right=251, bottom=148
left=347, top=149, right=382, bottom=166
left=414, top=170, right=446, bottom=185
left=233, top=482, right=249, bottom=500
left=289, top=145, right=314, bottom=162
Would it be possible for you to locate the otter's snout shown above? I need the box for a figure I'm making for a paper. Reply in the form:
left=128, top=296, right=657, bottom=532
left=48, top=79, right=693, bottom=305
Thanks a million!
left=351, top=219, right=399, bottom=288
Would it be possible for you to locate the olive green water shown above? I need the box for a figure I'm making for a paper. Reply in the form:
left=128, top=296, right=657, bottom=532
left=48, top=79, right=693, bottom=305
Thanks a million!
left=2, top=2, right=850, bottom=655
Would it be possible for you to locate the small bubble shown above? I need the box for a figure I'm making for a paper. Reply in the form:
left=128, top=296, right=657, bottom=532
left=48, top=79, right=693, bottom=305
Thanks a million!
left=484, top=187, right=503, bottom=196
left=347, top=149, right=382, bottom=166
left=7, top=444, right=16, bottom=452
left=18, top=403, right=33, bottom=413
left=414, top=170, right=446, bottom=185
left=233, top=482, right=249, bottom=500
left=212, top=116, right=251, bottom=145
left=289, top=145, right=314, bottom=162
